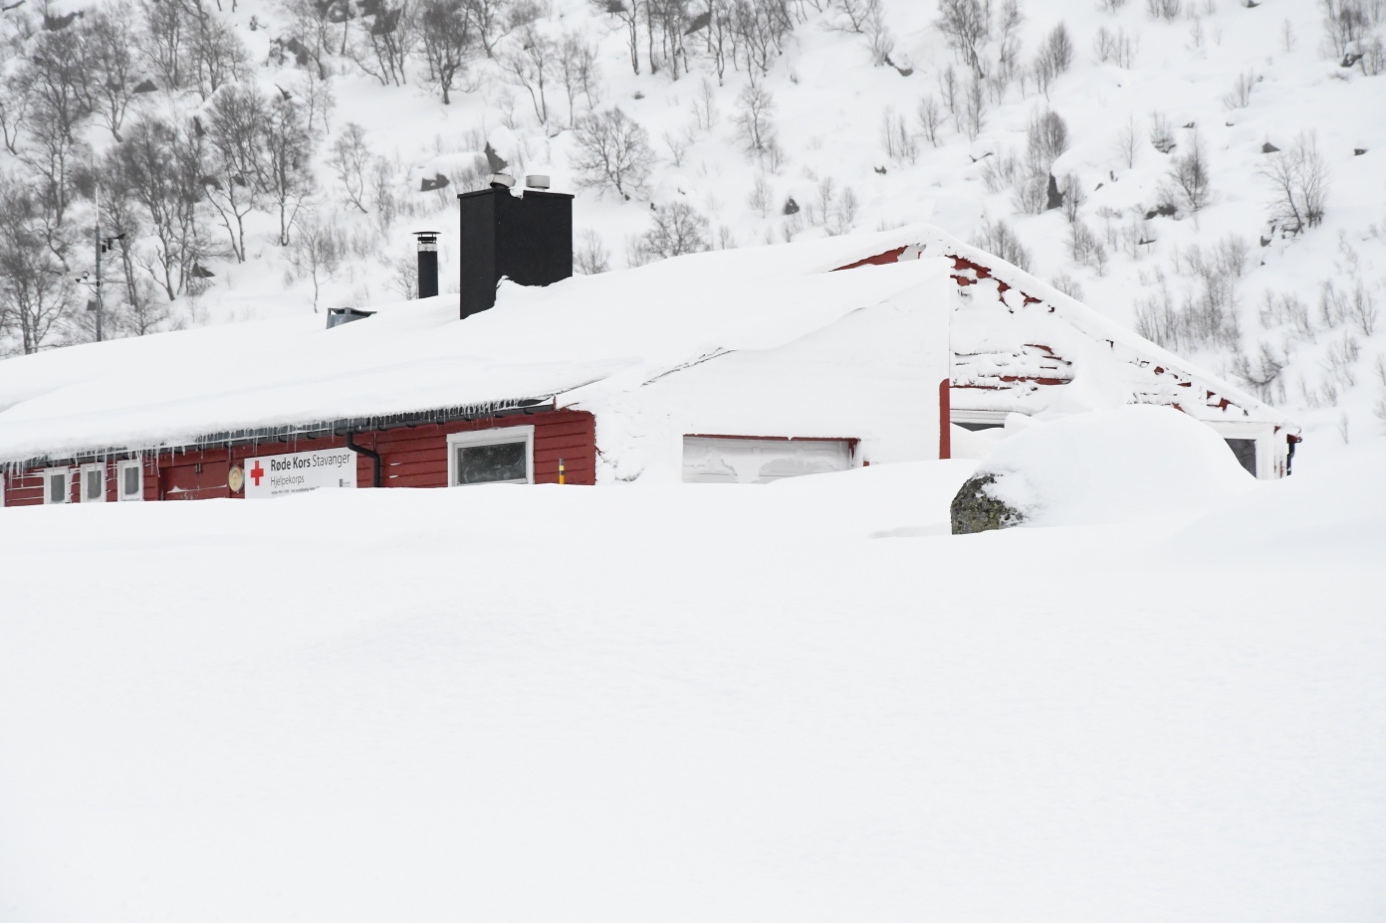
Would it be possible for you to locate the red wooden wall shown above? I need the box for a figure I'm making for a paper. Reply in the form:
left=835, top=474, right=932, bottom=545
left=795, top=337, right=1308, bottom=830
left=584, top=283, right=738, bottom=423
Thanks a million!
left=2, top=409, right=595, bottom=507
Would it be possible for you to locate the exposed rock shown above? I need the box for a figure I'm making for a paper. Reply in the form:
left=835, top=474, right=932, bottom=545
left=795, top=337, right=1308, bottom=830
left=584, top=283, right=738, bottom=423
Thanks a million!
left=1045, top=173, right=1064, bottom=211
left=483, top=141, right=508, bottom=175
left=950, top=474, right=1026, bottom=535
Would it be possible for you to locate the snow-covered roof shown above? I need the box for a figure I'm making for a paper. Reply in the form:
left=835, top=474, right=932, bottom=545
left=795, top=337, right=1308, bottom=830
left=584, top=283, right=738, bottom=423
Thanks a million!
left=855, top=229, right=1302, bottom=434
left=0, top=227, right=951, bottom=465
left=0, top=223, right=1298, bottom=466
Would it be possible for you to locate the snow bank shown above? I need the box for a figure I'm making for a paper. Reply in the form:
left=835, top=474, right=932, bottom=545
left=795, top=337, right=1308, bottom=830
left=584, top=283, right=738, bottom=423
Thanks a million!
left=2, top=467, right=1385, bottom=923
left=1171, top=444, right=1386, bottom=565
left=969, top=405, right=1257, bottom=527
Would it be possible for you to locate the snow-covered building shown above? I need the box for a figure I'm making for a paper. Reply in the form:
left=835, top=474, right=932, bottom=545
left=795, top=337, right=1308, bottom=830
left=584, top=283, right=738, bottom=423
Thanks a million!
left=0, top=188, right=1298, bottom=506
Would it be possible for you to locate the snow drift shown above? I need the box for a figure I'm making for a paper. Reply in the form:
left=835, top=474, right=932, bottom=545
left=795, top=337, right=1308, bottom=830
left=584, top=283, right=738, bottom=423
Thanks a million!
left=959, top=405, right=1258, bottom=528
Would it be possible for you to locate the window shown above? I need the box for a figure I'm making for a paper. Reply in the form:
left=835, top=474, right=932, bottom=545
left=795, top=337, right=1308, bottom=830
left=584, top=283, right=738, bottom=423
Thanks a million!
left=117, top=460, right=144, bottom=501
left=80, top=463, right=107, bottom=503
left=447, top=426, right=534, bottom=486
left=43, top=468, right=71, bottom=505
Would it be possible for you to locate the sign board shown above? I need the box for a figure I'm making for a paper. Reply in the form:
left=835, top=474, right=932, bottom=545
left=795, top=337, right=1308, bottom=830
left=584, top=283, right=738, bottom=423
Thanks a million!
left=244, top=448, right=357, bottom=499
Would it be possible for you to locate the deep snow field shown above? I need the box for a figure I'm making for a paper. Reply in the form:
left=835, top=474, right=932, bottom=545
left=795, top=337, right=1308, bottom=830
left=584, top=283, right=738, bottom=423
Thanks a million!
left=3, top=442, right=1385, bottom=922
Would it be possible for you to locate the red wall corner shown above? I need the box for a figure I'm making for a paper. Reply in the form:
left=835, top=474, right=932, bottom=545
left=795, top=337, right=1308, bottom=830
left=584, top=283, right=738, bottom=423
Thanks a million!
left=938, top=379, right=951, bottom=460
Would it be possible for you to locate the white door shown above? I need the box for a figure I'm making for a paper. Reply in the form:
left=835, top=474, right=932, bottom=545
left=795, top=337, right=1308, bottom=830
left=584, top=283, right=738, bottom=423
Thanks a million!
left=682, top=436, right=853, bottom=484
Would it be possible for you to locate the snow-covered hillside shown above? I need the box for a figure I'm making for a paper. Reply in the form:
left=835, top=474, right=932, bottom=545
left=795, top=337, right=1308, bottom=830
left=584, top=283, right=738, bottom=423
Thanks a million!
left=3, top=0, right=1386, bottom=456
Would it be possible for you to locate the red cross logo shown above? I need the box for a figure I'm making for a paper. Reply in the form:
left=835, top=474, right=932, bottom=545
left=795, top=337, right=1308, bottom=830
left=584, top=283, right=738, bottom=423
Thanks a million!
left=250, top=461, right=265, bottom=487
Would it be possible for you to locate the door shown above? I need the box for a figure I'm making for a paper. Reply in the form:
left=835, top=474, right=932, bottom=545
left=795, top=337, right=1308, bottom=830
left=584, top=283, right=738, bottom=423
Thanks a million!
left=682, top=436, right=854, bottom=484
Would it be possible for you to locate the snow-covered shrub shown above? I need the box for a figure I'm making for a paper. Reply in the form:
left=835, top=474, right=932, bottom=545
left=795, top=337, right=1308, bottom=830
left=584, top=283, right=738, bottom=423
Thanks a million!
left=571, top=108, right=655, bottom=199
left=637, top=202, right=711, bottom=261
left=973, top=218, right=1032, bottom=271
left=865, top=0, right=896, bottom=66
left=980, top=150, right=1023, bottom=194
left=288, top=214, right=345, bottom=312
left=937, top=65, right=960, bottom=125
left=1093, top=25, right=1138, bottom=67
left=501, top=23, right=557, bottom=126
left=1322, top=279, right=1382, bottom=335
left=1322, top=331, right=1362, bottom=392
left=1027, top=108, right=1067, bottom=164
left=1320, top=0, right=1386, bottom=60
left=935, top=0, right=994, bottom=78
left=917, top=94, right=944, bottom=146
left=962, top=76, right=986, bottom=140
left=1010, top=109, right=1068, bottom=214
left=1050, top=271, right=1085, bottom=300
left=419, top=0, right=481, bottom=105
left=734, top=84, right=778, bottom=156
left=1033, top=21, right=1073, bottom=94
left=1259, top=290, right=1316, bottom=338
left=1223, top=71, right=1257, bottom=110
left=1233, top=341, right=1291, bottom=403
left=575, top=229, right=610, bottom=274
left=1150, top=111, right=1175, bottom=153
left=690, top=78, right=719, bottom=132
left=1060, top=173, right=1084, bottom=224
left=1068, top=221, right=1107, bottom=272
left=1361, top=37, right=1386, bottom=75
left=1258, top=132, right=1329, bottom=234
left=1213, top=234, right=1251, bottom=279
left=1168, top=130, right=1211, bottom=214
left=880, top=109, right=919, bottom=164
left=1134, top=260, right=1241, bottom=353
left=1145, top=0, right=1182, bottom=22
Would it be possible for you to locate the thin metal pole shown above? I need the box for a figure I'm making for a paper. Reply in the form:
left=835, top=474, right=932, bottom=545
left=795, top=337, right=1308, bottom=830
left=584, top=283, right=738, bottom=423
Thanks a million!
left=94, top=187, right=103, bottom=343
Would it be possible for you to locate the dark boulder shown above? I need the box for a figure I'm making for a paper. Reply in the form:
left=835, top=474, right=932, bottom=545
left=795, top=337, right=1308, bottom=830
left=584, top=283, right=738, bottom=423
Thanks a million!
left=950, top=474, right=1026, bottom=535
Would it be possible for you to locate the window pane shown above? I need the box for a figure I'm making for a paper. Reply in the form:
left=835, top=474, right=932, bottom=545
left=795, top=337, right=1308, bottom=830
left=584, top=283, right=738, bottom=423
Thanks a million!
left=123, top=465, right=140, bottom=497
left=48, top=473, right=65, bottom=503
left=86, top=469, right=102, bottom=500
left=456, top=441, right=527, bottom=484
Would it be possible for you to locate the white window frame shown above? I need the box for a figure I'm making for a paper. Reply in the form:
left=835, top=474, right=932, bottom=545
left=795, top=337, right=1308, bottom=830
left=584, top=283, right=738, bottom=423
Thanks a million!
left=1204, top=421, right=1282, bottom=480
left=447, top=425, right=535, bottom=486
left=79, top=462, right=108, bottom=503
left=116, top=459, right=144, bottom=502
left=43, top=467, right=72, bottom=505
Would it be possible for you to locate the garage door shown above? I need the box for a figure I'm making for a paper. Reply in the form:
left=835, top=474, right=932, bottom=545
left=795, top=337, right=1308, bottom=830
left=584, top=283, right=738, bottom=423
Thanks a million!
left=682, top=436, right=854, bottom=484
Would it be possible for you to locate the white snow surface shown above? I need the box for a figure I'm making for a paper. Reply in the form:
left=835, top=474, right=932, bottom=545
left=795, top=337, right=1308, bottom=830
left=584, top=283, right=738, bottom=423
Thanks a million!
left=2, top=460, right=1385, bottom=922
left=973, top=404, right=1258, bottom=526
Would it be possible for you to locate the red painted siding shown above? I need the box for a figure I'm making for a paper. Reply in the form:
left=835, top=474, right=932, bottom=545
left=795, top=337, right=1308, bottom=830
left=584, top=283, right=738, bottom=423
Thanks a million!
left=4, top=470, right=49, bottom=506
left=2, top=409, right=596, bottom=507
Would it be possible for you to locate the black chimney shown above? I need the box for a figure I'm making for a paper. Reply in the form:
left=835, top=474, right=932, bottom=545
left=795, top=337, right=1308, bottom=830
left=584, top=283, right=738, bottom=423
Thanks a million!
left=414, top=230, right=439, bottom=299
left=456, top=174, right=573, bottom=319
